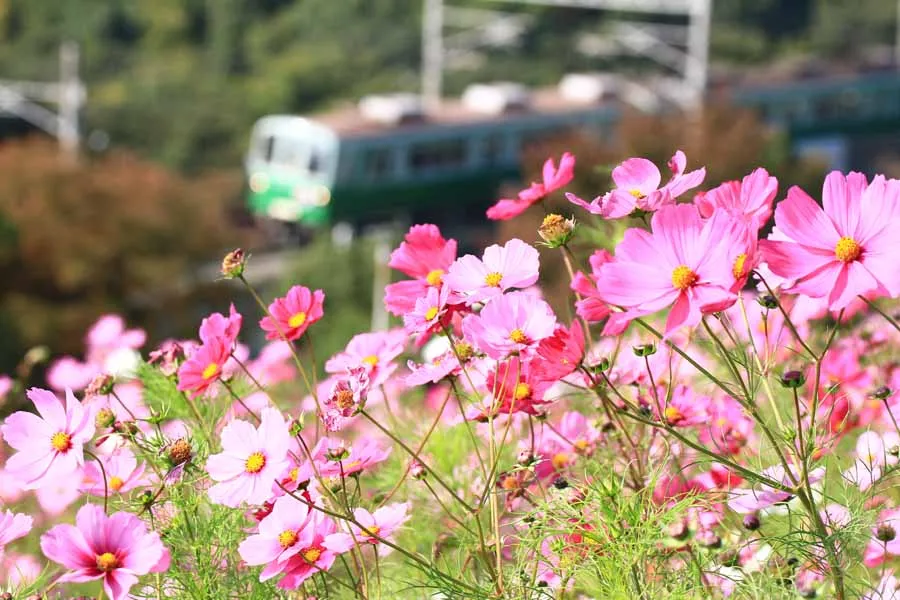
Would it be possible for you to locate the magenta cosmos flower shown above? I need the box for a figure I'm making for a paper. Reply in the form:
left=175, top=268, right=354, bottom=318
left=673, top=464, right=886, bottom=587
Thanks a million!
left=1, top=387, right=95, bottom=489
left=567, top=150, right=704, bottom=219
left=486, top=152, right=575, bottom=220
left=384, top=224, right=458, bottom=316
left=348, top=502, right=410, bottom=554
left=260, top=285, right=325, bottom=342
left=239, top=495, right=315, bottom=582
left=176, top=336, right=231, bottom=399
left=198, top=303, right=242, bottom=347
left=276, top=511, right=355, bottom=589
left=696, top=167, right=778, bottom=228
left=445, top=238, right=540, bottom=305
left=325, top=330, right=406, bottom=387
left=40, top=504, right=170, bottom=600
left=206, top=407, right=291, bottom=507
left=761, top=171, right=900, bottom=311
left=597, top=204, right=743, bottom=336
left=462, top=291, right=557, bottom=359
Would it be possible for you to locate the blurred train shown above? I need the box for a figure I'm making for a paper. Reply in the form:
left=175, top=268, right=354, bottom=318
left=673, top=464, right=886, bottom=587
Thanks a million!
left=244, top=64, right=900, bottom=234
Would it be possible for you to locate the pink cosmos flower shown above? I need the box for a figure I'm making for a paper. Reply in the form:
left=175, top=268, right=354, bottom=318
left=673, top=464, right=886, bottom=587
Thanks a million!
left=325, top=330, right=406, bottom=387
left=533, top=412, right=600, bottom=478
left=403, top=284, right=452, bottom=336
left=260, top=285, right=325, bottom=341
left=199, top=304, right=242, bottom=347
left=320, top=367, right=370, bottom=432
left=1, top=387, right=95, bottom=489
left=533, top=322, right=585, bottom=381
left=843, top=430, right=900, bottom=491
left=698, top=395, right=755, bottom=456
left=81, top=448, right=149, bottom=497
left=176, top=336, right=231, bottom=399
left=0, top=509, right=32, bottom=549
left=206, top=407, right=291, bottom=507
left=567, top=150, right=704, bottom=218
left=864, top=571, right=900, bottom=600
left=570, top=250, right=613, bottom=323
left=276, top=511, right=355, bottom=589
left=695, top=167, right=778, bottom=228
left=597, top=204, right=741, bottom=336
left=384, top=224, right=458, bottom=316
left=239, top=495, right=315, bottom=581
left=247, top=341, right=296, bottom=386
left=306, top=437, right=392, bottom=480
left=486, top=152, right=575, bottom=220
left=36, top=471, right=83, bottom=516
left=462, top=291, right=557, bottom=359
left=405, top=350, right=462, bottom=386
left=445, top=238, right=540, bottom=305
left=3, top=552, right=41, bottom=587
left=40, top=504, right=170, bottom=600
left=761, top=171, right=900, bottom=311
left=655, top=385, right=710, bottom=427
left=348, top=502, right=410, bottom=554
left=485, top=357, right=554, bottom=416
left=728, top=464, right=825, bottom=514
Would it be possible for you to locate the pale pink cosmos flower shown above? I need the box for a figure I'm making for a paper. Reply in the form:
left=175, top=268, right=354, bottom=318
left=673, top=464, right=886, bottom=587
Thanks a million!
left=1, top=387, right=95, bottom=489
left=41, top=504, right=170, bottom=600
left=239, top=495, right=314, bottom=582
left=304, top=437, right=392, bottom=481
left=403, top=284, right=451, bottom=336
left=347, top=502, right=410, bottom=555
left=462, top=291, right=557, bottom=359
left=864, top=571, right=900, bottom=600
left=761, top=171, right=900, bottom=311
left=405, top=349, right=462, bottom=386
left=487, top=152, right=575, bottom=220
left=596, top=204, right=741, bottom=336
left=260, top=285, right=325, bottom=342
left=325, top=330, right=406, bottom=387
left=445, top=238, right=540, bottom=305
left=843, top=430, right=900, bottom=491
left=36, top=470, right=83, bottom=516
left=247, top=341, right=296, bottom=386
left=728, top=464, right=825, bottom=514
left=695, top=167, right=778, bottom=228
left=0, top=509, right=32, bottom=549
left=3, top=552, right=41, bottom=587
left=81, top=448, right=149, bottom=497
left=567, top=150, right=704, bottom=219
left=206, top=407, right=291, bottom=507
left=384, top=224, right=458, bottom=316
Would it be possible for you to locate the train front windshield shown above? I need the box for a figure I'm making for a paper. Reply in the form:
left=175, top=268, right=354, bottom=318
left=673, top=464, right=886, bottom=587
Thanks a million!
left=246, top=128, right=333, bottom=225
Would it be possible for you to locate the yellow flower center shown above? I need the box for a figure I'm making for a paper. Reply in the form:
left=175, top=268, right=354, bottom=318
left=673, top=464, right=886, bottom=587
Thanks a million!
left=732, top=253, right=748, bottom=279
left=628, top=188, right=646, bottom=199
left=289, top=467, right=299, bottom=482
left=245, top=451, right=266, bottom=474
left=509, top=328, right=528, bottom=344
left=363, top=525, right=381, bottom=538
left=426, top=269, right=444, bottom=286
left=671, top=265, right=698, bottom=290
left=201, top=362, right=219, bottom=380
left=109, top=476, right=124, bottom=492
left=573, top=439, right=589, bottom=453
left=664, top=406, right=683, bottom=424
left=425, top=306, right=439, bottom=321
left=278, top=530, right=298, bottom=549
left=50, top=431, right=72, bottom=453
left=362, top=355, right=379, bottom=367
left=484, top=272, right=503, bottom=287
left=301, top=546, right=323, bottom=563
left=551, top=452, right=570, bottom=470
left=96, top=552, right=119, bottom=572
left=834, top=236, right=862, bottom=263
left=514, top=383, right=531, bottom=401
left=288, top=312, right=307, bottom=328
left=343, top=459, right=362, bottom=472
left=335, top=389, right=355, bottom=410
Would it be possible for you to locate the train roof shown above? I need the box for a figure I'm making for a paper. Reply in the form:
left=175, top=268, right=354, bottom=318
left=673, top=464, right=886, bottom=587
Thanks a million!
left=308, top=86, right=618, bottom=139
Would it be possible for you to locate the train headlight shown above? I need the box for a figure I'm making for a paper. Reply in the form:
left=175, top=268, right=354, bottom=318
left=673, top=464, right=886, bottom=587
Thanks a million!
left=249, top=172, right=269, bottom=193
left=293, top=185, right=331, bottom=207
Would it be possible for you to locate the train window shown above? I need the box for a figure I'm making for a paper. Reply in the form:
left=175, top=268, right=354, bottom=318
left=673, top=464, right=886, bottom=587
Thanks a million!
left=259, top=135, right=275, bottom=162
left=309, top=150, right=323, bottom=173
left=363, top=148, right=393, bottom=179
left=408, top=139, right=467, bottom=171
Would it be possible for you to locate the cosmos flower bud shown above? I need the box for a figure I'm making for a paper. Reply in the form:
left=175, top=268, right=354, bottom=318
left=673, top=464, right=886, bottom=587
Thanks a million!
left=877, top=523, right=896, bottom=542
left=221, top=248, right=246, bottom=279
left=632, top=343, right=656, bottom=357
left=538, top=213, right=575, bottom=248
left=552, top=476, right=569, bottom=490
left=757, top=294, right=778, bottom=310
left=409, top=459, right=426, bottom=480
left=327, top=446, right=350, bottom=462
left=872, top=386, right=892, bottom=401
left=743, top=513, right=761, bottom=531
left=85, top=373, right=115, bottom=398
left=453, top=341, right=475, bottom=363
left=94, top=407, right=116, bottom=429
left=779, top=370, right=806, bottom=389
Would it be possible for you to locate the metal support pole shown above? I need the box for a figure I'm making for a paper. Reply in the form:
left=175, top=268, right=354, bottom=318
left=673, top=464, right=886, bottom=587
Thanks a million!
left=422, top=0, right=444, bottom=108
left=685, top=0, right=710, bottom=109
left=58, top=41, right=81, bottom=162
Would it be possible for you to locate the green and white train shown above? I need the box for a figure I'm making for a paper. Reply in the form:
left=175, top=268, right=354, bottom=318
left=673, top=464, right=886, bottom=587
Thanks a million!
left=243, top=77, right=621, bottom=232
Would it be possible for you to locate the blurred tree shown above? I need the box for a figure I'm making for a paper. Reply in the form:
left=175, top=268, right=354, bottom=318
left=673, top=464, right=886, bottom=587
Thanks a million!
left=0, top=138, right=254, bottom=374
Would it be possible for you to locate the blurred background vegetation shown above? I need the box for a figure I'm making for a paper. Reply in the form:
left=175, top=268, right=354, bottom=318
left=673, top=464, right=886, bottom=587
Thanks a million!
left=0, top=0, right=892, bottom=379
